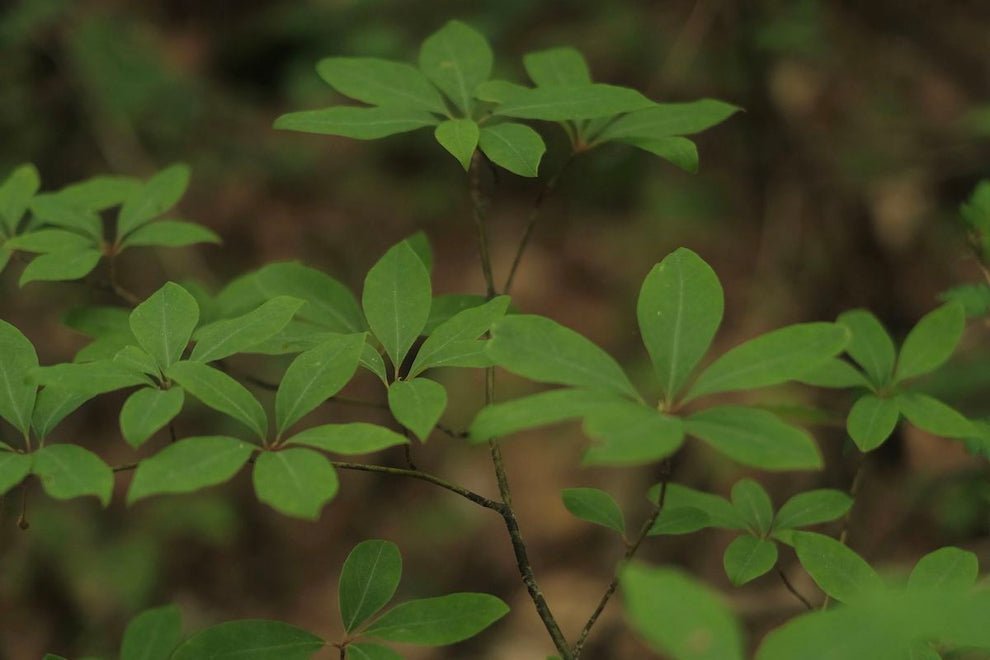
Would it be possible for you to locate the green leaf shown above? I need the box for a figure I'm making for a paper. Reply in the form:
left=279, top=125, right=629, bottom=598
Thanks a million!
left=29, top=194, right=102, bottom=239
left=687, top=323, right=849, bottom=401
left=582, top=402, right=684, bottom=466
left=895, top=303, right=965, bottom=382
left=410, top=295, right=508, bottom=376
left=478, top=123, right=546, bottom=177
left=774, top=489, right=853, bottom=530
left=19, top=248, right=101, bottom=285
left=897, top=392, right=975, bottom=438
left=475, top=79, right=529, bottom=103
left=275, top=333, right=365, bottom=436
left=361, top=341, right=389, bottom=384
left=687, top=406, right=823, bottom=470
left=346, top=643, right=401, bottom=660
left=274, top=106, right=438, bottom=139
left=130, top=282, right=200, bottom=370
left=404, top=230, right=433, bottom=271
left=339, top=539, right=402, bottom=633
left=120, top=604, right=182, bottom=660
left=364, top=593, right=508, bottom=645
left=621, top=136, right=699, bottom=173
left=317, top=57, right=448, bottom=114
left=837, top=310, right=896, bottom=386
left=908, top=547, right=978, bottom=592
left=0, top=319, right=38, bottom=435
left=0, top=163, right=40, bottom=235
left=49, top=175, right=139, bottom=211
left=468, top=387, right=625, bottom=442
left=795, top=358, right=870, bottom=389
left=523, top=47, right=591, bottom=86
left=4, top=228, right=94, bottom=253
left=648, top=483, right=746, bottom=535
left=434, top=119, right=479, bottom=170
left=598, top=100, right=740, bottom=141
left=192, top=296, right=303, bottom=363
left=424, top=294, right=486, bottom=333
left=32, top=444, right=113, bottom=506
left=731, top=479, right=774, bottom=534
left=637, top=248, right=723, bottom=403
left=494, top=84, right=654, bottom=121
left=114, top=345, right=162, bottom=378
left=0, top=452, right=32, bottom=496
left=847, top=394, right=901, bottom=452
left=940, top=283, right=990, bottom=318
left=418, top=20, right=493, bottom=115
left=793, top=531, right=881, bottom=603
left=118, top=164, right=190, bottom=237
left=723, top=536, right=778, bottom=586
left=486, top=314, right=639, bottom=400
left=388, top=378, right=446, bottom=441
left=167, top=361, right=267, bottom=439
left=561, top=487, right=625, bottom=534
left=362, top=241, right=431, bottom=368
left=252, top=448, right=338, bottom=520
left=287, top=423, right=407, bottom=455
left=31, top=361, right=150, bottom=396
left=119, top=387, right=184, bottom=448
left=621, top=563, right=744, bottom=660
left=121, top=220, right=220, bottom=248
left=172, top=620, right=324, bottom=660
left=128, top=436, right=253, bottom=504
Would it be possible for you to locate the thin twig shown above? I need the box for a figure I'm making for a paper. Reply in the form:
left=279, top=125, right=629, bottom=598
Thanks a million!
left=776, top=566, right=813, bottom=611
left=17, top=483, right=30, bottom=530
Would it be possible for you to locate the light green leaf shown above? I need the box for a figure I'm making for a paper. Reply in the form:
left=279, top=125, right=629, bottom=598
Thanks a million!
left=32, top=444, right=113, bottom=506
left=486, top=314, right=639, bottom=400
left=598, top=99, right=740, bottom=141
left=410, top=295, right=508, bottom=377
left=846, top=394, right=900, bottom=451
left=897, top=392, right=975, bottom=438
left=418, top=20, right=493, bottom=115
left=287, top=423, right=407, bottom=455
left=0, top=319, right=38, bottom=435
left=478, top=123, right=546, bottom=177
left=275, top=333, right=365, bottom=436
left=192, top=296, right=303, bottom=363
left=908, top=547, right=978, bottom=592
left=114, top=345, right=161, bottom=378
left=687, top=323, right=849, bottom=401
left=837, top=309, right=896, bottom=386
left=468, top=387, right=625, bottom=443
left=774, top=489, right=853, bottom=530
left=364, top=593, right=508, bottom=645
left=252, top=448, right=338, bottom=520
left=637, top=248, right=723, bottom=402
left=167, top=361, right=267, bottom=439
left=686, top=406, right=823, bottom=470
left=362, top=240, right=431, bottom=368
left=895, top=303, right=965, bottom=383
left=0, top=452, right=32, bottom=496
left=388, top=378, right=446, bottom=441
left=621, top=136, right=699, bottom=173
left=582, top=402, right=684, bottom=466
left=120, top=604, right=182, bottom=660
left=130, top=282, right=200, bottom=370
left=723, top=536, right=778, bottom=586
left=4, top=228, right=94, bottom=253
left=31, top=361, right=151, bottom=395
left=561, top=487, right=625, bottom=534
left=19, top=248, right=101, bottom=285
left=648, top=483, right=746, bottom=535
left=434, top=119, right=479, bottom=170
left=118, top=164, right=190, bottom=237
left=360, top=341, right=389, bottom=384
left=339, top=539, right=402, bottom=633
left=523, top=47, right=591, bottom=86
left=346, top=643, right=401, bottom=660
left=171, top=620, right=324, bottom=660
left=128, top=436, right=253, bottom=504
left=31, top=387, right=90, bottom=438
left=119, top=387, right=184, bottom=448
left=494, top=84, right=654, bottom=121
left=121, top=220, right=220, bottom=248
left=731, top=479, right=774, bottom=534
left=274, top=106, right=438, bottom=139
left=0, top=163, right=40, bottom=235
left=795, top=358, right=870, bottom=389
left=317, top=57, right=448, bottom=114
left=793, top=531, right=882, bottom=603
left=475, top=79, right=529, bottom=103
left=621, top=563, right=744, bottom=660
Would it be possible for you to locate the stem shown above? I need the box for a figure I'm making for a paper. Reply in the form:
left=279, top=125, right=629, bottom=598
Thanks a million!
left=17, top=483, right=30, bottom=531
left=821, top=455, right=867, bottom=610
left=776, top=567, right=813, bottom=611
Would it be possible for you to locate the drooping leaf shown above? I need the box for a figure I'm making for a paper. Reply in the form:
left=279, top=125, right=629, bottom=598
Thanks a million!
left=836, top=310, right=896, bottom=386
left=895, top=303, right=965, bottom=383
left=339, top=539, right=403, bottom=632
left=317, top=57, right=448, bottom=114
left=468, top=387, right=624, bottom=442
left=561, top=487, right=625, bottom=534
left=598, top=100, right=741, bottom=141
left=723, top=536, right=778, bottom=586
left=637, top=248, right=723, bottom=402
left=0, top=163, right=40, bottom=235
left=130, top=282, right=200, bottom=370
left=252, top=448, right=338, bottom=520
left=364, top=593, right=509, bottom=645
left=434, top=119, right=479, bottom=171
left=119, top=387, right=184, bottom=448
left=582, top=402, right=684, bottom=466
left=687, top=406, right=823, bottom=470
left=191, top=296, right=303, bottom=363
left=128, top=436, right=254, bottom=504
left=121, top=220, right=220, bottom=248
left=287, top=423, right=408, bottom=455
left=274, top=106, right=439, bottom=139
left=362, top=240, right=431, bottom=368
left=793, top=531, right=882, bottom=603
left=908, top=547, right=978, bottom=592
left=32, top=444, right=113, bottom=506
left=0, top=319, right=38, bottom=435
left=118, top=164, right=190, bottom=238
left=621, top=136, right=699, bottom=173
left=388, top=378, right=446, bottom=441
left=171, top=620, right=324, bottom=660
left=773, top=489, right=853, bottom=530
left=523, top=47, right=591, bottom=86
left=120, top=604, right=182, bottom=660
left=494, top=84, right=654, bottom=121
left=730, top=479, right=774, bottom=535
left=275, top=333, right=365, bottom=436
left=478, top=123, right=546, bottom=177
left=19, top=248, right=102, bottom=286
left=847, top=394, right=901, bottom=452
left=897, top=392, right=975, bottom=438
left=410, top=295, right=508, bottom=376
left=418, top=20, right=493, bottom=115
left=167, top=361, right=268, bottom=439
left=0, top=452, right=32, bottom=496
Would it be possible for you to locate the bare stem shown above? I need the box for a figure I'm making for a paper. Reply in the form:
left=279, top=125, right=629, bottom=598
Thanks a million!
left=777, top=566, right=814, bottom=611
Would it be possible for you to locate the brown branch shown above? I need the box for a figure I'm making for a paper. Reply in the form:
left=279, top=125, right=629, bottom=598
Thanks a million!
left=776, top=566, right=814, bottom=611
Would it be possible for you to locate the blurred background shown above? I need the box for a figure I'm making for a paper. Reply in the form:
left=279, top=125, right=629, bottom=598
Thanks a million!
left=2, top=0, right=990, bottom=657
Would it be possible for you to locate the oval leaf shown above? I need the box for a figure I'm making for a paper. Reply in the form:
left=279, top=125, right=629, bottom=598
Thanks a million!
left=252, top=448, right=338, bottom=520
left=130, top=282, right=200, bottom=370
left=895, top=303, right=965, bottom=383
left=167, top=361, right=267, bottom=440
left=434, top=119, right=479, bottom=171
left=793, top=531, right=881, bottom=604
left=418, top=20, right=492, bottom=114
left=388, top=378, right=447, bottom=441
left=121, top=604, right=182, bottom=660
left=317, top=57, right=448, bottom=114
left=191, top=296, right=304, bottom=363
left=478, top=123, right=546, bottom=177
left=119, top=387, right=185, bottom=448
left=339, top=539, right=403, bottom=633
left=687, top=406, right=823, bottom=471
left=128, top=436, right=253, bottom=504
left=287, top=423, right=408, bottom=455
left=836, top=309, right=896, bottom=386
left=32, top=444, right=113, bottom=507
left=847, top=394, right=900, bottom=452
left=774, top=489, right=853, bottom=531
left=723, top=536, right=778, bottom=586
left=0, top=319, right=39, bottom=435
left=362, top=240, right=431, bottom=368
left=561, top=487, right=625, bottom=534
left=172, top=620, right=324, bottom=660
left=364, top=593, right=508, bottom=645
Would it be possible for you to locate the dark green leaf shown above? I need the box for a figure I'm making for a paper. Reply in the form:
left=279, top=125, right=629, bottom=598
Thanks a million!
left=495, top=84, right=654, bottom=121
left=620, top=136, right=699, bottom=173
left=120, top=604, right=182, bottom=660
left=0, top=319, right=38, bottom=435
left=113, top=345, right=161, bottom=378
left=121, top=220, right=220, bottom=248
left=191, top=296, right=303, bottom=363
left=0, top=163, right=40, bottom=235
left=434, top=119, right=478, bottom=170
left=795, top=358, right=870, bottom=389
left=687, top=406, right=823, bottom=470
left=31, top=361, right=151, bottom=395
left=388, top=378, right=446, bottom=441
left=478, top=123, right=546, bottom=177
left=582, top=402, right=684, bottom=466
left=19, top=248, right=101, bottom=285
left=468, top=387, right=624, bottom=442
left=31, top=387, right=90, bottom=438
left=418, top=20, right=493, bottom=115
left=119, top=387, right=184, bottom=448
left=362, top=240, right=431, bottom=368
left=252, top=449, right=338, bottom=520
left=167, top=361, right=268, bottom=439
left=29, top=194, right=102, bottom=239
left=317, top=57, right=448, bottom=114
left=731, top=479, right=774, bottom=534
left=339, top=539, right=402, bottom=632
left=836, top=310, right=896, bottom=386
left=128, top=436, right=253, bottom=504
left=723, top=536, right=778, bottom=586
left=171, top=620, right=324, bottom=660
left=274, top=106, right=438, bottom=139
left=287, top=423, right=408, bottom=455
left=793, top=531, right=881, bottom=603
left=774, top=489, right=852, bottom=530
left=561, top=487, right=625, bottom=534
left=365, top=593, right=508, bottom=645
left=523, top=47, right=591, bottom=86
left=32, top=444, right=113, bottom=506
left=130, top=282, right=200, bottom=370
left=598, top=100, right=740, bottom=141
left=50, top=175, right=139, bottom=211
left=895, top=303, right=965, bottom=383
left=410, top=295, right=508, bottom=376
